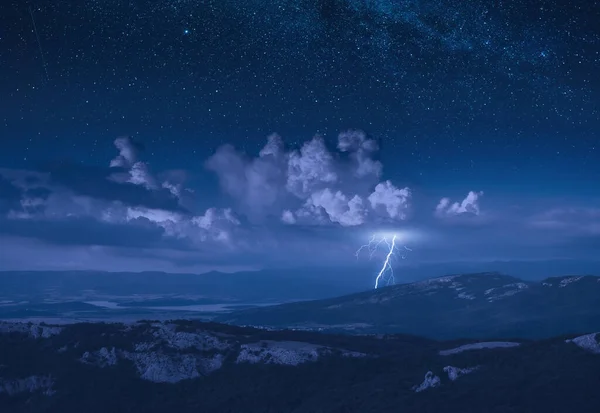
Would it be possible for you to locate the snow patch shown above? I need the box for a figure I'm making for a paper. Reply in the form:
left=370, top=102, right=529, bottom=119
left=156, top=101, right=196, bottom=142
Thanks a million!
left=566, top=333, right=600, bottom=354
left=412, top=371, right=440, bottom=392
left=457, top=292, right=475, bottom=300
left=439, top=341, right=520, bottom=355
left=559, top=276, right=583, bottom=287
left=430, top=275, right=462, bottom=284
left=485, top=283, right=529, bottom=302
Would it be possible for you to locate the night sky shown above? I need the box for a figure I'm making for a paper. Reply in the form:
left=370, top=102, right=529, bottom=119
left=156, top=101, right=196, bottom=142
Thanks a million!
left=0, top=0, right=599, bottom=275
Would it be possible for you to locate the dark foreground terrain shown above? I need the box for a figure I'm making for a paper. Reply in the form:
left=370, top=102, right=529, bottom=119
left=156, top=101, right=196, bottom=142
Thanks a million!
left=0, top=320, right=599, bottom=413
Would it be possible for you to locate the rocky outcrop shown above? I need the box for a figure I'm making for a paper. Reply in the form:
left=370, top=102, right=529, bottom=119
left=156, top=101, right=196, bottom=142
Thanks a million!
left=443, top=365, right=478, bottom=381
left=123, top=351, right=224, bottom=383
left=566, top=333, right=600, bottom=354
left=147, top=322, right=230, bottom=351
left=81, top=347, right=118, bottom=367
left=237, top=341, right=322, bottom=366
left=412, top=371, right=440, bottom=392
left=74, top=322, right=367, bottom=383
left=0, top=322, right=62, bottom=339
left=0, top=375, right=55, bottom=396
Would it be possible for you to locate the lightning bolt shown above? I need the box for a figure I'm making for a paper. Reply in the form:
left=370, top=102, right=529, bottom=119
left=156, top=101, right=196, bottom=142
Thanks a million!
left=356, top=233, right=412, bottom=289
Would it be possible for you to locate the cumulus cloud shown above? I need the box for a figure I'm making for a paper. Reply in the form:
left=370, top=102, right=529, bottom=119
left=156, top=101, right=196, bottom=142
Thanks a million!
left=207, top=130, right=411, bottom=226
left=435, top=191, right=483, bottom=218
left=337, top=130, right=382, bottom=178
left=0, top=138, right=241, bottom=251
left=110, top=136, right=141, bottom=167
left=205, top=134, right=288, bottom=218
left=368, top=180, right=411, bottom=220
left=109, top=136, right=156, bottom=189
left=281, top=210, right=296, bottom=224
left=297, top=189, right=366, bottom=226
left=191, top=207, right=241, bottom=243
left=0, top=130, right=417, bottom=270
left=286, top=136, right=338, bottom=198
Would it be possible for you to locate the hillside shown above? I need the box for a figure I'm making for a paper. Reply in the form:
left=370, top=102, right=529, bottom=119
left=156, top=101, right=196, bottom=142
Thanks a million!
left=0, top=320, right=599, bottom=413
left=216, top=272, right=600, bottom=339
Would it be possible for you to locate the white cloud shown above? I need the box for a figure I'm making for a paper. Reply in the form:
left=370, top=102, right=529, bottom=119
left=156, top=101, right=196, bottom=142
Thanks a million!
left=286, top=136, right=337, bottom=198
left=435, top=191, right=483, bottom=217
left=259, top=133, right=285, bottom=158
left=108, top=137, right=155, bottom=189
left=368, top=180, right=411, bottom=220
left=206, top=130, right=411, bottom=226
left=281, top=210, right=296, bottom=224
left=2, top=139, right=238, bottom=248
left=205, top=136, right=287, bottom=218
left=299, top=188, right=366, bottom=226
left=110, top=136, right=139, bottom=168
left=337, top=130, right=382, bottom=178
left=190, top=207, right=241, bottom=243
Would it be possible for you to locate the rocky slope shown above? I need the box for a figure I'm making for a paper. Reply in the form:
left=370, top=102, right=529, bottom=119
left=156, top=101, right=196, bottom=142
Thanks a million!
left=0, top=320, right=599, bottom=412
left=217, top=273, right=600, bottom=338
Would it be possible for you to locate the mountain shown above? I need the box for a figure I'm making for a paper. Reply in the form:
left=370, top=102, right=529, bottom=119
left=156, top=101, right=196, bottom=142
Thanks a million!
left=0, top=320, right=599, bottom=413
left=0, top=269, right=369, bottom=304
left=216, top=272, right=600, bottom=339
left=397, top=259, right=600, bottom=281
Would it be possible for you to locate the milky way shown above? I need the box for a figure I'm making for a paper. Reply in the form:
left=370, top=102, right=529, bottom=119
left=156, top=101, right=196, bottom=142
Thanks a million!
left=2, top=0, right=598, bottom=159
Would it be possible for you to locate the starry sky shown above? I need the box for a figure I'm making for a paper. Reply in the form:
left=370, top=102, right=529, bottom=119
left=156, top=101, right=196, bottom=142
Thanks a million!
left=0, top=0, right=599, bottom=275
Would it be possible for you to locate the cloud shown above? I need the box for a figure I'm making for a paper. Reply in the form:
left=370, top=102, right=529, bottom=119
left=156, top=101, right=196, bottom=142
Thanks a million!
left=281, top=210, right=296, bottom=224
left=337, top=130, right=382, bottom=178
left=368, top=180, right=411, bottom=220
left=296, top=188, right=366, bottom=226
left=529, top=207, right=600, bottom=236
left=0, top=174, right=23, bottom=213
left=207, top=130, right=410, bottom=226
left=2, top=136, right=195, bottom=214
left=286, top=135, right=338, bottom=198
left=30, top=162, right=183, bottom=212
left=435, top=191, right=483, bottom=218
left=1, top=187, right=241, bottom=252
left=205, top=134, right=288, bottom=219
left=17, top=131, right=586, bottom=273
left=110, top=136, right=143, bottom=168
left=109, top=136, right=156, bottom=189
left=0, top=215, right=171, bottom=248
left=0, top=137, right=243, bottom=253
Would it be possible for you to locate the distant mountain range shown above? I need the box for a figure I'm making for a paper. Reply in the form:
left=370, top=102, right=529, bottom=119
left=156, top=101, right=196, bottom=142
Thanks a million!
left=2, top=258, right=600, bottom=300
left=0, top=269, right=368, bottom=304
left=217, top=272, right=600, bottom=339
left=0, top=320, right=599, bottom=412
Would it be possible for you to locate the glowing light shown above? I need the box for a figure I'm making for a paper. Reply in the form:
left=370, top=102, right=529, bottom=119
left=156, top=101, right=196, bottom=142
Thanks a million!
left=355, top=232, right=412, bottom=289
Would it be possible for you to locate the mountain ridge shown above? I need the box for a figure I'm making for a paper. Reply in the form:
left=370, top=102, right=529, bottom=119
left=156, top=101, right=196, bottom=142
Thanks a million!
left=216, top=272, right=600, bottom=339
